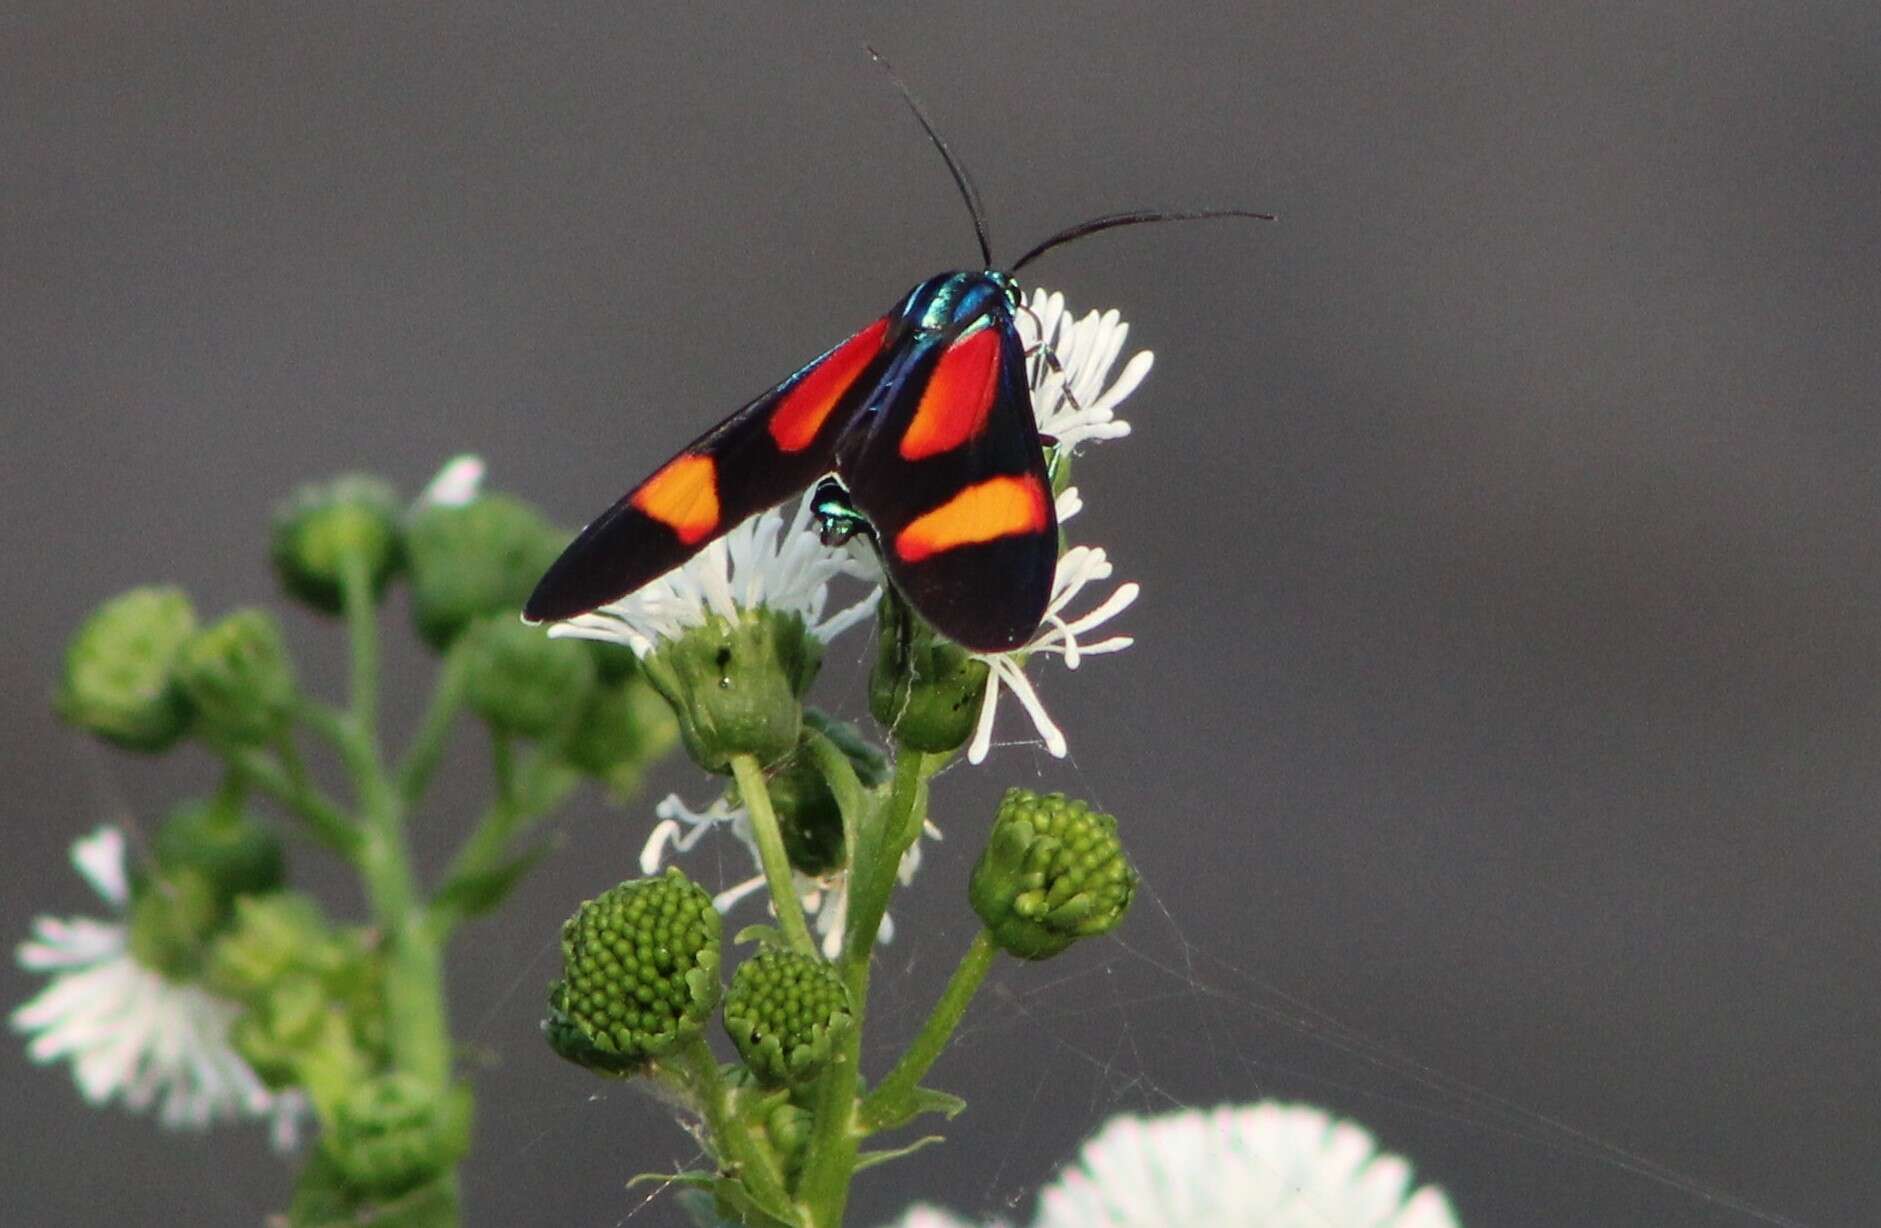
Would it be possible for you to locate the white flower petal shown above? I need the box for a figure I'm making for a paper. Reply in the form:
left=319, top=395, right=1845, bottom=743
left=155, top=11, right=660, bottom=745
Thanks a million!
left=415, top=455, right=486, bottom=508
left=965, top=545, right=1137, bottom=764
left=71, top=827, right=129, bottom=908
left=545, top=489, right=881, bottom=658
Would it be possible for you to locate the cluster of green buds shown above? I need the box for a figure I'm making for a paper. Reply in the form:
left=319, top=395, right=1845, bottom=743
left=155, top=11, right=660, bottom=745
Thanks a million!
left=722, top=949, right=853, bottom=1087
left=39, top=456, right=690, bottom=1225
left=205, top=892, right=387, bottom=1105
left=971, top=788, right=1138, bottom=960
left=546, top=869, right=724, bottom=1072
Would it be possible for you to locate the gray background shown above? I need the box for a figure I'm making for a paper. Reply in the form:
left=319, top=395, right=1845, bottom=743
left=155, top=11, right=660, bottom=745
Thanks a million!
left=4, top=4, right=1877, bottom=1226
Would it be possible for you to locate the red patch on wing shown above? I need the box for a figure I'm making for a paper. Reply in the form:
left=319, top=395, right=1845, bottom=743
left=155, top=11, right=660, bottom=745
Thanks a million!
left=894, top=473, right=1050, bottom=563
left=898, top=327, right=1002, bottom=461
left=630, top=453, right=720, bottom=544
left=769, top=318, right=889, bottom=453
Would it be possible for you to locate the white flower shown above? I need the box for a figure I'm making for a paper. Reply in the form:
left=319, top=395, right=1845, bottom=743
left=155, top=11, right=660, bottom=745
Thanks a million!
left=641, top=793, right=937, bottom=961
left=414, top=454, right=486, bottom=509
left=12, top=827, right=306, bottom=1150
left=965, top=492, right=1139, bottom=766
left=1017, top=288, right=1152, bottom=452
left=879, top=1208, right=1000, bottom=1228
left=1032, top=1103, right=1460, bottom=1228
left=547, top=490, right=880, bottom=658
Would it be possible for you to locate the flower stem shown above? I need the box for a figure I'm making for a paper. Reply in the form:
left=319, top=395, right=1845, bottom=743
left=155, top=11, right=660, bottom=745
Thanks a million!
left=334, top=558, right=452, bottom=1094
left=801, top=726, right=867, bottom=878
left=859, top=930, right=997, bottom=1132
left=795, top=748, right=935, bottom=1228
left=396, top=636, right=471, bottom=804
left=728, top=752, right=817, bottom=958
left=431, top=748, right=579, bottom=934
left=676, top=1033, right=792, bottom=1219
left=340, top=552, right=379, bottom=745
left=225, top=743, right=359, bottom=857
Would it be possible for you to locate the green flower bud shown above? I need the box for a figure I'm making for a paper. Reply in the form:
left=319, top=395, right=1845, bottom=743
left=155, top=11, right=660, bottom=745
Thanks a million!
left=406, top=493, right=564, bottom=650
left=743, top=710, right=887, bottom=877
left=290, top=1145, right=461, bottom=1228
left=125, top=867, right=220, bottom=981
left=55, top=586, right=197, bottom=751
left=546, top=868, right=722, bottom=1073
left=462, top=616, right=596, bottom=739
left=150, top=796, right=286, bottom=907
left=174, top=608, right=296, bottom=745
left=560, top=671, right=678, bottom=794
left=722, top=949, right=853, bottom=1087
left=206, top=891, right=386, bottom=1094
left=326, top=1073, right=472, bottom=1200
left=868, top=591, right=988, bottom=754
left=204, top=892, right=342, bottom=1002
left=639, top=609, right=821, bottom=773
left=766, top=1101, right=814, bottom=1175
left=970, top=788, right=1138, bottom=961
left=128, top=798, right=285, bottom=978
left=230, top=972, right=351, bottom=1091
left=271, top=474, right=403, bottom=614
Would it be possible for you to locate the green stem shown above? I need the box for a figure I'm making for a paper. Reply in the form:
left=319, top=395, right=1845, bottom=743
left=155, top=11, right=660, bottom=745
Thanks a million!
left=859, top=930, right=997, bottom=1132
left=340, top=552, right=379, bottom=745
left=729, top=753, right=817, bottom=958
left=801, top=727, right=867, bottom=879
left=430, top=749, right=579, bottom=935
left=225, top=744, right=359, bottom=858
left=677, top=1033, right=792, bottom=1218
left=796, top=748, right=935, bottom=1228
left=842, top=750, right=933, bottom=979
left=396, top=637, right=472, bottom=804
left=332, top=560, right=451, bottom=1094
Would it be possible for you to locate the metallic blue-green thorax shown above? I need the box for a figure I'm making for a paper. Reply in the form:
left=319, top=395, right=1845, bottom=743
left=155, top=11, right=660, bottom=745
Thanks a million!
left=902, top=270, right=1023, bottom=335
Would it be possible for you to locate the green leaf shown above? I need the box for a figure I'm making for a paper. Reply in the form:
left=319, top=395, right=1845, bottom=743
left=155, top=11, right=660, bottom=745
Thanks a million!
left=863, top=1085, right=968, bottom=1135
left=731, top=922, right=791, bottom=950
left=855, top=1134, right=945, bottom=1172
left=431, top=842, right=550, bottom=919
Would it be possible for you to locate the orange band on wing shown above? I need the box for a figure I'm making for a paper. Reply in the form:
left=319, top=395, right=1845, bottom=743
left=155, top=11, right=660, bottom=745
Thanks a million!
left=894, top=474, right=1049, bottom=563
left=631, top=453, right=720, bottom=544
left=769, top=318, right=889, bottom=452
left=898, top=326, right=1002, bottom=460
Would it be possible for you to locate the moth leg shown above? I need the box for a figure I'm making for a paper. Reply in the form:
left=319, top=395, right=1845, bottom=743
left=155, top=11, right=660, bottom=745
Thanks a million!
left=1027, top=340, right=1083, bottom=412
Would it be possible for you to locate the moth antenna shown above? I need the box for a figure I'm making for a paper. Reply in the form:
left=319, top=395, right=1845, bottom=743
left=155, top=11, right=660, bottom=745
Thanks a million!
left=867, top=44, right=995, bottom=269
left=1011, top=208, right=1275, bottom=273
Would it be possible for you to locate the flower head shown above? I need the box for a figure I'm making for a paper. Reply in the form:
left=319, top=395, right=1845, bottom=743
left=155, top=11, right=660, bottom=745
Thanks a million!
left=642, top=792, right=936, bottom=961
left=1033, top=1102, right=1459, bottom=1228
left=13, top=827, right=305, bottom=1149
left=965, top=502, right=1139, bottom=765
left=1017, top=288, right=1151, bottom=453
left=547, top=490, right=879, bottom=660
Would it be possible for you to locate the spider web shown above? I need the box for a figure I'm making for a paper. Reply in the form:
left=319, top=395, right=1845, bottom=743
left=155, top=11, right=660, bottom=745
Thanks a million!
left=459, top=720, right=1811, bottom=1228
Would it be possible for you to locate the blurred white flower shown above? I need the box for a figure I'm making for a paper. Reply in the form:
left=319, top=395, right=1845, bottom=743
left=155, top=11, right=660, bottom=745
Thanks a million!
left=548, top=490, right=879, bottom=658
left=879, top=1208, right=1000, bottom=1228
left=879, top=1102, right=1458, bottom=1228
left=1033, top=1103, right=1460, bottom=1228
left=12, top=827, right=305, bottom=1149
left=641, top=792, right=937, bottom=960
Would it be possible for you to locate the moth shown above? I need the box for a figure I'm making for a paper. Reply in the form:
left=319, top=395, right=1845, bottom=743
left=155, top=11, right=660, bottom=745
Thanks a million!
left=525, top=52, right=1268, bottom=651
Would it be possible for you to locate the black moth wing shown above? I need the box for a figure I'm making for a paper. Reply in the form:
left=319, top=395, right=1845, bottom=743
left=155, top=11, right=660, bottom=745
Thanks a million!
left=524, top=314, right=901, bottom=623
left=839, top=312, right=1058, bottom=652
